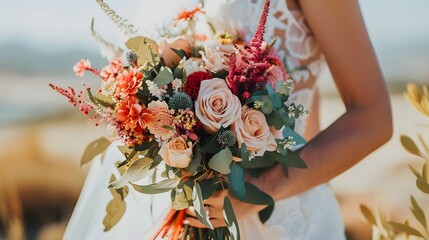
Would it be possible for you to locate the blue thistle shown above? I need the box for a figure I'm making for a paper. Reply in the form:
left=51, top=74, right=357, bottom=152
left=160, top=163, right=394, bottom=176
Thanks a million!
left=217, top=130, right=237, bottom=147
left=168, top=92, right=193, bottom=111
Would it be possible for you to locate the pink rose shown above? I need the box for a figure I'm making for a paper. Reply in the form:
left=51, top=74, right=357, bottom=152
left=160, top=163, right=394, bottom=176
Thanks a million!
left=200, top=40, right=235, bottom=73
left=157, top=36, right=192, bottom=68
left=195, top=78, right=241, bottom=134
left=231, top=106, right=277, bottom=157
left=159, top=135, right=193, bottom=168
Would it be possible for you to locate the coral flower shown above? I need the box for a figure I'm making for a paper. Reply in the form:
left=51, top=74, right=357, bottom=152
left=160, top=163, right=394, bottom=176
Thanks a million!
left=73, top=59, right=92, bottom=76
left=174, top=6, right=204, bottom=26
left=100, top=59, right=124, bottom=82
left=147, top=101, right=176, bottom=141
left=116, top=67, right=143, bottom=98
left=116, top=96, right=153, bottom=131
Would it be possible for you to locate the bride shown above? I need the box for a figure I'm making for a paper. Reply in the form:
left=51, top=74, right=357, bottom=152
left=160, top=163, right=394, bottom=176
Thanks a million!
left=64, top=0, right=392, bottom=239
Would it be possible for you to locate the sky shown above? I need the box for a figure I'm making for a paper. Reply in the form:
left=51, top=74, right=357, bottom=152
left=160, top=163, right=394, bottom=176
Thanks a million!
left=1, top=0, right=428, bottom=52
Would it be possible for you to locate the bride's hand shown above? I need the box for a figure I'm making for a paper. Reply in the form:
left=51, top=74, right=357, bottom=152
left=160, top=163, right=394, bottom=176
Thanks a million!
left=184, top=189, right=268, bottom=228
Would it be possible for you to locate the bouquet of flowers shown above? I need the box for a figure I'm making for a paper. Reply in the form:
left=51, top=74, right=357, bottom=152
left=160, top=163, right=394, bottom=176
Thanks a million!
left=50, top=0, right=309, bottom=239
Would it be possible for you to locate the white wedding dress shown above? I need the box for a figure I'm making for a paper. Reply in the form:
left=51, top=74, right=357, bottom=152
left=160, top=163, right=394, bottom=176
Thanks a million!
left=64, top=0, right=346, bottom=239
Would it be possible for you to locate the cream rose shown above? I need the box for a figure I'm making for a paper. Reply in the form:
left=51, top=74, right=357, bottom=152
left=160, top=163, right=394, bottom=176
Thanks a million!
left=231, top=106, right=277, bottom=157
left=195, top=78, right=241, bottom=134
left=159, top=135, right=193, bottom=168
left=200, top=40, right=235, bottom=73
left=157, top=36, right=192, bottom=68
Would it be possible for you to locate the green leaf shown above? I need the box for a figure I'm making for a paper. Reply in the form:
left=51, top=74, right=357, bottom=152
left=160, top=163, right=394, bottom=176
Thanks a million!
left=199, top=178, right=218, bottom=199
left=134, top=141, right=157, bottom=151
left=282, top=127, right=307, bottom=146
left=125, top=36, right=160, bottom=69
left=171, top=48, right=188, bottom=59
left=109, top=157, right=153, bottom=189
left=401, top=135, right=423, bottom=158
left=360, top=204, right=377, bottom=226
left=259, top=204, right=274, bottom=224
left=243, top=182, right=274, bottom=206
left=193, top=183, right=213, bottom=229
left=200, top=132, right=221, bottom=154
left=81, top=137, right=111, bottom=165
left=223, top=197, right=240, bottom=240
left=103, top=196, right=126, bottom=231
left=208, top=147, right=233, bottom=174
left=153, top=66, right=174, bottom=87
left=240, top=143, right=248, bottom=162
left=416, top=178, right=429, bottom=194
left=410, top=196, right=427, bottom=229
left=131, top=178, right=180, bottom=194
left=228, top=163, right=245, bottom=201
left=240, top=156, right=276, bottom=169
left=187, top=145, right=202, bottom=173
left=409, top=164, right=423, bottom=179
left=388, top=222, right=425, bottom=238
left=266, top=111, right=284, bottom=130
left=260, top=96, right=274, bottom=115
left=423, top=162, right=429, bottom=182
left=172, top=184, right=192, bottom=210
left=269, top=151, right=307, bottom=169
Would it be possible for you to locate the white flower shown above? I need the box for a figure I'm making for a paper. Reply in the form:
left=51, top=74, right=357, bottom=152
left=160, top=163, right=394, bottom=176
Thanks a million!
left=171, top=78, right=182, bottom=92
left=200, top=40, right=235, bottom=73
left=100, top=77, right=117, bottom=96
left=146, top=80, right=166, bottom=99
left=181, top=57, right=206, bottom=76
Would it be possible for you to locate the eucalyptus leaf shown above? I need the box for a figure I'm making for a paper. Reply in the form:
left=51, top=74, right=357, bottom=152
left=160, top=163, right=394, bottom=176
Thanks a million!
left=260, top=96, right=274, bottom=115
left=199, top=179, right=218, bottom=199
left=81, top=137, right=111, bottom=166
left=171, top=48, right=188, bottom=59
left=240, top=156, right=275, bottom=169
left=200, top=132, right=222, bottom=154
left=388, top=222, right=424, bottom=238
left=410, top=196, right=427, bottom=229
left=228, top=164, right=245, bottom=201
left=125, top=36, right=157, bottom=52
left=259, top=203, right=274, bottom=224
left=153, top=66, right=174, bottom=87
left=409, top=165, right=423, bottom=179
left=282, top=127, right=306, bottom=146
left=187, top=146, right=202, bottom=173
left=131, top=178, right=180, bottom=194
left=103, top=197, right=126, bottom=232
left=360, top=204, right=377, bottom=226
left=109, top=157, right=153, bottom=189
left=423, top=162, right=429, bottom=182
left=416, top=178, right=429, bottom=194
left=268, top=151, right=307, bottom=169
left=134, top=141, right=157, bottom=151
left=401, top=135, right=423, bottom=158
left=243, top=182, right=274, bottom=205
left=223, top=197, right=240, bottom=240
left=208, top=147, right=233, bottom=174
left=192, top=183, right=213, bottom=229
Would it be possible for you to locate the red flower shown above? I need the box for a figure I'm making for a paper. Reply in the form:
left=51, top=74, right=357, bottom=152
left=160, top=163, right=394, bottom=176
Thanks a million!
left=183, top=71, right=212, bottom=100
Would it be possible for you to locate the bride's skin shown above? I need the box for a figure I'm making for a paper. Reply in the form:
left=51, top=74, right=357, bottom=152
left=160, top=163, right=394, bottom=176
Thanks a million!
left=185, top=0, right=393, bottom=228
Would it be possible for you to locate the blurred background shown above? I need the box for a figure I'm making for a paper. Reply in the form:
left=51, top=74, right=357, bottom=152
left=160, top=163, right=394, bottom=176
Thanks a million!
left=0, top=0, right=428, bottom=239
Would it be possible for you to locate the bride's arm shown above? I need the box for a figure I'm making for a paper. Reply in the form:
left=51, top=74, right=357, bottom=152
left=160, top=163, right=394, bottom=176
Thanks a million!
left=260, top=0, right=393, bottom=201
left=185, top=0, right=393, bottom=227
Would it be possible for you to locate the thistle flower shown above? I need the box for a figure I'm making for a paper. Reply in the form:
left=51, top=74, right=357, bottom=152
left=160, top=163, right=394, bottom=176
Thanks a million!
left=217, top=130, right=237, bottom=147
left=168, top=92, right=193, bottom=111
left=123, top=51, right=138, bottom=67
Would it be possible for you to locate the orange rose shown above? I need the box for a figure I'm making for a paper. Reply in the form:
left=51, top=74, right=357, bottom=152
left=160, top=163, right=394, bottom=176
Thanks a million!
left=159, top=135, right=193, bottom=168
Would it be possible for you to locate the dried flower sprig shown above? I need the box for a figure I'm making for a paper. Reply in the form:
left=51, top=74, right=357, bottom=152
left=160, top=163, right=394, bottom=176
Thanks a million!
left=95, top=0, right=138, bottom=37
left=90, top=18, right=123, bottom=60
